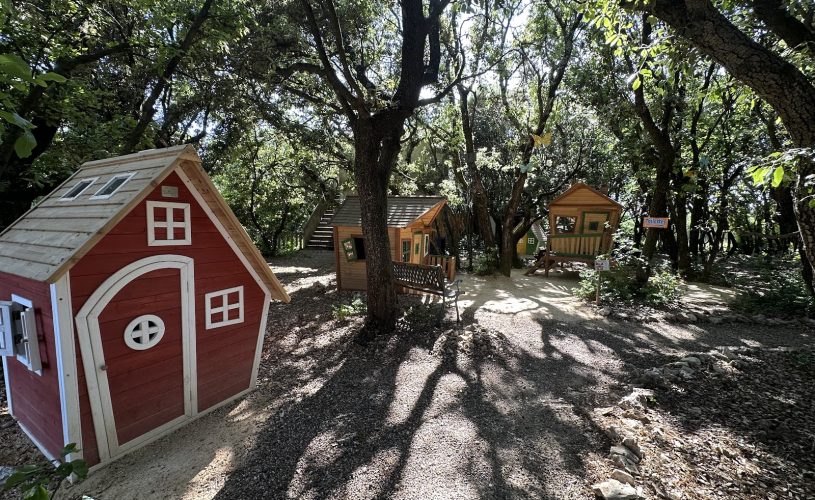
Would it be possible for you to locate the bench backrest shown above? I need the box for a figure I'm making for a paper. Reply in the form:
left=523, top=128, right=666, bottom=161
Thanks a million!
left=393, top=261, right=445, bottom=291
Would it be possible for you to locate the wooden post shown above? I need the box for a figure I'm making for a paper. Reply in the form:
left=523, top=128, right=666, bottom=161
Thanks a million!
left=596, top=270, right=601, bottom=305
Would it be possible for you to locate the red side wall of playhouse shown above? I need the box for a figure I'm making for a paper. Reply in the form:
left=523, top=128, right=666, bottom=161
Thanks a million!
left=69, top=170, right=266, bottom=466
left=0, top=271, right=64, bottom=458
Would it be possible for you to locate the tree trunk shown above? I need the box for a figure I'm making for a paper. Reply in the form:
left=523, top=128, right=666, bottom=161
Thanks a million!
left=353, top=116, right=403, bottom=334
left=457, top=86, right=494, bottom=248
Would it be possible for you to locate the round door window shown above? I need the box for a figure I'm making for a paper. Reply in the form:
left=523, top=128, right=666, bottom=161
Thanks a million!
left=124, top=314, right=165, bottom=350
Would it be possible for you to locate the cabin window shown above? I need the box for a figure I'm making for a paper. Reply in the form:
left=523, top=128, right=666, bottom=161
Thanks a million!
left=401, top=240, right=411, bottom=262
left=424, top=234, right=430, bottom=256
left=59, top=177, right=98, bottom=201
left=528, top=237, right=535, bottom=245
left=353, top=237, right=366, bottom=260
left=205, top=286, right=244, bottom=329
left=0, top=296, right=42, bottom=374
left=90, top=172, right=135, bottom=199
left=147, top=201, right=192, bottom=246
left=588, top=221, right=600, bottom=232
left=555, top=216, right=577, bottom=234
left=124, top=315, right=165, bottom=351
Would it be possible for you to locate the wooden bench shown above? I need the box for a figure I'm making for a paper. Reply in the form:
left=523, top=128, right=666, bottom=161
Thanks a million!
left=392, top=261, right=463, bottom=322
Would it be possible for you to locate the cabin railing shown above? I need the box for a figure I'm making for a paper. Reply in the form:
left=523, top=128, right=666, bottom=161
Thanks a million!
left=423, top=254, right=456, bottom=280
left=547, top=233, right=607, bottom=258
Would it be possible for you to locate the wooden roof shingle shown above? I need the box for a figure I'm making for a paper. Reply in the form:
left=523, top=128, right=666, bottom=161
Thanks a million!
left=330, top=196, right=447, bottom=228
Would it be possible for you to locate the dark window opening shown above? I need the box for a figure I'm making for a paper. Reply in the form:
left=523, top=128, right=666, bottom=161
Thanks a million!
left=61, top=179, right=95, bottom=200
left=588, top=221, right=600, bottom=231
left=402, top=240, right=410, bottom=262
left=555, top=216, right=576, bottom=233
left=353, top=237, right=366, bottom=260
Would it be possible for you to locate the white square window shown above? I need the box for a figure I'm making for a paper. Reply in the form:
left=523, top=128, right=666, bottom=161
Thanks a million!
left=205, top=286, right=244, bottom=329
left=147, top=201, right=192, bottom=246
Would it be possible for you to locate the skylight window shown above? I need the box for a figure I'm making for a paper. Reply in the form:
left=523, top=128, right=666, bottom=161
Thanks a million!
left=59, top=177, right=98, bottom=201
left=90, top=172, right=135, bottom=200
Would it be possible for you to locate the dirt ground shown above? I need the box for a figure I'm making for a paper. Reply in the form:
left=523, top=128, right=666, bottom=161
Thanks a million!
left=0, top=250, right=811, bottom=499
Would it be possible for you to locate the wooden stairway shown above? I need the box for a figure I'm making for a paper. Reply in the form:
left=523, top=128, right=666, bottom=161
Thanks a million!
left=305, top=209, right=335, bottom=250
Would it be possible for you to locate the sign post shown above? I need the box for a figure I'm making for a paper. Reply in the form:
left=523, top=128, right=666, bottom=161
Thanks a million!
left=594, top=258, right=610, bottom=305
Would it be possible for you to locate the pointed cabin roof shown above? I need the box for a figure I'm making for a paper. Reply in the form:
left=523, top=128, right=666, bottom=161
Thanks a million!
left=0, top=145, right=289, bottom=302
left=330, top=196, right=447, bottom=228
left=548, top=182, right=623, bottom=209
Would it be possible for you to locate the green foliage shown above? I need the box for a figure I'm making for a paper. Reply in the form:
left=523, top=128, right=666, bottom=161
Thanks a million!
left=3, top=443, right=87, bottom=500
left=575, top=267, right=681, bottom=307
left=473, top=247, right=498, bottom=276
left=731, top=260, right=814, bottom=318
left=332, top=296, right=367, bottom=321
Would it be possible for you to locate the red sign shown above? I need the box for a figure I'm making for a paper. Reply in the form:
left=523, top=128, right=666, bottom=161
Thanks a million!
left=643, top=216, right=669, bottom=229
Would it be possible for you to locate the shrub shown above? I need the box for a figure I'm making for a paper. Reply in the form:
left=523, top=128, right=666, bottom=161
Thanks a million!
left=332, top=295, right=367, bottom=321
left=574, top=234, right=682, bottom=307
left=575, top=267, right=681, bottom=307
left=731, top=263, right=814, bottom=318
left=473, top=247, right=498, bottom=276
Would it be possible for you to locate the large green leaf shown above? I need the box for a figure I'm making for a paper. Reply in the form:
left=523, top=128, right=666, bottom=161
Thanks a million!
left=771, top=166, right=784, bottom=188
left=0, top=53, right=32, bottom=81
left=14, top=130, right=36, bottom=158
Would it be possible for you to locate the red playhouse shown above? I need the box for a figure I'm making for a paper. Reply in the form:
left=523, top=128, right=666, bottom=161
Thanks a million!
left=0, top=145, right=289, bottom=468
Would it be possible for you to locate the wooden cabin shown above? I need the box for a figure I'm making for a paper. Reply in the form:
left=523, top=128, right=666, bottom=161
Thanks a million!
left=0, top=145, right=289, bottom=469
left=537, top=183, right=622, bottom=276
left=516, top=221, right=546, bottom=257
left=330, top=196, right=454, bottom=291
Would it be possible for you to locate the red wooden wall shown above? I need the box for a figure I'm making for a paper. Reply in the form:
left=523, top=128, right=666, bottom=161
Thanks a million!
left=70, top=170, right=266, bottom=465
left=0, top=271, right=64, bottom=459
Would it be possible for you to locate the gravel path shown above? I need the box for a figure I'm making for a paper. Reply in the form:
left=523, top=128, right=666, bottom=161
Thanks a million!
left=3, top=250, right=809, bottom=499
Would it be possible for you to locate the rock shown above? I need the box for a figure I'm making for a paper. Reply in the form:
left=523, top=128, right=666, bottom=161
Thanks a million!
left=752, top=314, right=767, bottom=324
left=680, top=356, right=702, bottom=368
left=622, top=409, right=649, bottom=423
left=611, top=468, right=637, bottom=487
left=616, top=312, right=630, bottom=321
left=610, top=453, right=640, bottom=476
left=604, top=425, right=623, bottom=443
left=0, top=466, right=13, bottom=483
left=611, top=444, right=641, bottom=464
left=619, top=388, right=654, bottom=411
left=592, top=479, right=640, bottom=500
left=677, top=311, right=697, bottom=323
left=622, top=436, right=642, bottom=459
left=720, top=347, right=738, bottom=360
left=599, top=307, right=612, bottom=317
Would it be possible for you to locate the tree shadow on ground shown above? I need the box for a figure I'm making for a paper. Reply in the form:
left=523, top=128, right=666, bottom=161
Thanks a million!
left=214, top=290, right=611, bottom=499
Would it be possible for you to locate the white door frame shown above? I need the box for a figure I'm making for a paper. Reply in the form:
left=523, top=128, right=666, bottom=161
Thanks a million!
left=74, top=255, right=197, bottom=462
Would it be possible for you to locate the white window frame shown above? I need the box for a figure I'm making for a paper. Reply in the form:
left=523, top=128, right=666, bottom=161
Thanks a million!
left=528, top=237, right=535, bottom=245
left=58, top=177, right=98, bottom=201
left=0, top=301, right=14, bottom=357
left=423, top=234, right=430, bottom=256
left=205, top=286, right=244, bottom=329
left=2, top=295, right=43, bottom=374
left=147, top=201, right=192, bottom=246
left=90, top=172, right=136, bottom=200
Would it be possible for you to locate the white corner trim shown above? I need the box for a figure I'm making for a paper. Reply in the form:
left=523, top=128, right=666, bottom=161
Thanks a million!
left=51, top=274, right=83, bottom=462
left=17, top=420, right=59, bottom=463
left=74, top=255, right=195, bottom=463
left=2, top=355, right=11, bottom=417
left=204, top=286, right=244, bottom=330
left=146, top=200, right=192, bottom=246
left=249, top=292, right=271, bottom=390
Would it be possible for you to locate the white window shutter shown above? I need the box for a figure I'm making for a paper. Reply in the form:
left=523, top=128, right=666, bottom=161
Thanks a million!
left=0, top=302, right=14, bottom=357
left=20, top=308, right=42, bottom=372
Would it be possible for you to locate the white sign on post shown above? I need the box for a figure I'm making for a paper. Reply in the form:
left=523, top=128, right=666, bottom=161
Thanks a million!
left=595, top=259, right=610, bottom=272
